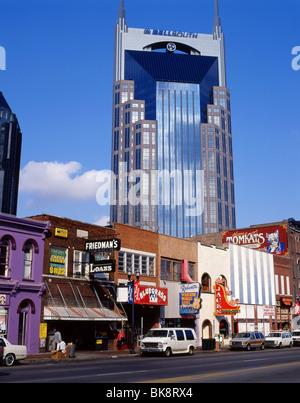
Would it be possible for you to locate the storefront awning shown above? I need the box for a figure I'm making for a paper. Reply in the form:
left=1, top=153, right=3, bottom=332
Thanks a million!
left=43, top=280, right=127, bottom=322
left=44, top=305, right=126, bottom=321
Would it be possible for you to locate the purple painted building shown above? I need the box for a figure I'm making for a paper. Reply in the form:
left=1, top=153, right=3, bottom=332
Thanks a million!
left=0, top=214, right=50, bottom=354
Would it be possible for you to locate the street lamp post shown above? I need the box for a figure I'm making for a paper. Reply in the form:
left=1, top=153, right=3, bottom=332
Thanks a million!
left=127, top=268, right=140, bottom=354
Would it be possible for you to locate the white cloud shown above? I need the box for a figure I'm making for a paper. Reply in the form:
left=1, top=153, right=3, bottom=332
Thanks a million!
left=93, top=215, right=110, bottom=227
left=19, top=160, right=106, bottom=201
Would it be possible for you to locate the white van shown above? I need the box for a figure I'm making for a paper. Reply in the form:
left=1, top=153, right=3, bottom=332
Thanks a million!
left=292, top=330, right=300, bottom=346
left=140, top=328, right=197, bottom=357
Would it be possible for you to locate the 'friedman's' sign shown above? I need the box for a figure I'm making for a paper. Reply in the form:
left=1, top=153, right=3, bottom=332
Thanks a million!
left=85, top=239, right=121, bottom=252
left=144, top=29, right=198, bottom=39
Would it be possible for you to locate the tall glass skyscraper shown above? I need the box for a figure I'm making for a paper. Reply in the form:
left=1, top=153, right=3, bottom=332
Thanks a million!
left=0, top=92, right=22, bottom=215
left=111, top=0, right=236, bottom=237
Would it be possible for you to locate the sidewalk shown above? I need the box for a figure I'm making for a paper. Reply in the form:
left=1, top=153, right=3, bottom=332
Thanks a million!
left=24, top=345, right=229, bottom=365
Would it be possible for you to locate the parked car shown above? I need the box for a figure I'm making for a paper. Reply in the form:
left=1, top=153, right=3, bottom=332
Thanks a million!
left=265, top=331, right=293, bottom=348
left=140, top=328, right=197, bottom=357
left=292, top=330, right=300, bottom=346
left=230, top=332, right=265, bottom=351
left=0, top=337, right=27, bottom=366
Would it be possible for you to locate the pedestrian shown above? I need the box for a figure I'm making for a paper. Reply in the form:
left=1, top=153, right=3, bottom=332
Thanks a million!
left=54, top=329, right=62, bottom=349
left=117, top=330, right=125, bottom=350
left=57, top=340, right=66, bottom=354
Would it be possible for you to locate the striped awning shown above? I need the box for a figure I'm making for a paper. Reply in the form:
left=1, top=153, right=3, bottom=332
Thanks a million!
left=43, top=280, right=127, bottom=322
left=44, top=305, right=126, bottom=321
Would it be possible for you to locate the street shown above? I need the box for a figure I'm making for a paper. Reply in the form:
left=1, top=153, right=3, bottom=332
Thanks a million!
left=1, top=348, right=300, bottom=387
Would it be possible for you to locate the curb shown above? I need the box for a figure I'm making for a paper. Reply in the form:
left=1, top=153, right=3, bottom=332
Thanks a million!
left=23, top=346, right=230, bottom=365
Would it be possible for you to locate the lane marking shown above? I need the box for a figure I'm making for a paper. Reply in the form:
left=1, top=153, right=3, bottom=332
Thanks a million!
left=7, top=370, right=149, bottom=383
left=139, top=360, right=300, bottom=383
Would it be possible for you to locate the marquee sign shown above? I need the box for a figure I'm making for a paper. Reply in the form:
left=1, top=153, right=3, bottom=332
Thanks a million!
left=214, top=281, right=240, bottom=316
left=222, top=225, right=288, bottom=256
left=133, top=282, right=168, bottom=306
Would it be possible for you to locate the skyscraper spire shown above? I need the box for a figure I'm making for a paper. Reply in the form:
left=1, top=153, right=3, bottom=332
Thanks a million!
left=117, top=0, right=127, bottom=30
left=213, top=0, right=222, bottom=38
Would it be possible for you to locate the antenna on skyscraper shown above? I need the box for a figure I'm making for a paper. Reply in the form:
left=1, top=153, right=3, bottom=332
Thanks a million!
left=213, top=0, right=222, bottom=39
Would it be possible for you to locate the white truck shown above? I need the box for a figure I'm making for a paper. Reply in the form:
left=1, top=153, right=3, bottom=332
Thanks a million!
left=0, top=337, right=27, bottom=366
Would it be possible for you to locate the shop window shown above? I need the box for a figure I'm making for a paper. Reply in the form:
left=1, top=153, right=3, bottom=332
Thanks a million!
left=219, top=319, right=229, bottom=339
left=0, top=308, right=8, bottom=336
left=201, top=273, right=211, bottom=292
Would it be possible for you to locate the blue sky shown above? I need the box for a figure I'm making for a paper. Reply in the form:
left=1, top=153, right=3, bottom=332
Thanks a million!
left=0, top=0, right=299, bottom=229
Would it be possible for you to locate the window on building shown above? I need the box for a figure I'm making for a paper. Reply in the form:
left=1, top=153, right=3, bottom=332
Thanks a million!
left=73, top=251, right=90, bottom=278
left=201, top=273, right=211, bottom=292
left=121, top=92, right=128, bottom=103
left=135, top=149, right=141, bottom=169
left=49, top=246, right=67, bottom=277
left=136, top=132, right=141, bottom=146
left=118, top=250, right=155, bottom=277
left=160, top=259, right=181, bottom=282
left=125, top=127, right=130, bottom=148
left=114, top=130, right=119, bottom=151
left=114, top=107, right=119, bottom=128
left=0, top=238, right=11, bottom=276
left=23, top=242, right=34, bottom=279
left=132, top=111, right=139, bottom=123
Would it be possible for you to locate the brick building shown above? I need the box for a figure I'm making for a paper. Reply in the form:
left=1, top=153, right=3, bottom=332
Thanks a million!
left=31, top=214, right=127, bottom=352
left=190, top=219, right=297, bottom=331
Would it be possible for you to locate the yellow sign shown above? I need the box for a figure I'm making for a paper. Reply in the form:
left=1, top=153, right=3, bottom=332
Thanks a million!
left=55, top=228, right=68, bottom=238
left=40, top=323, right=47, bottom=339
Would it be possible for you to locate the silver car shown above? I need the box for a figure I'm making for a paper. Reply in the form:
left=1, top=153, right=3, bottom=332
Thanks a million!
left=230, top=332, right=265, bottom=351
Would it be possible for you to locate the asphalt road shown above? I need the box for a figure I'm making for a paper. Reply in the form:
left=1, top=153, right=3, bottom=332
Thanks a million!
left=1, top=347, right=300, bottom=389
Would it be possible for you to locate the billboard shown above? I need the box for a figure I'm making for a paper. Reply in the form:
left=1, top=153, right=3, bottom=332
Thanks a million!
left=222, top=225, right=288, bottom=256
left=179, top=283, right=202, bottom=315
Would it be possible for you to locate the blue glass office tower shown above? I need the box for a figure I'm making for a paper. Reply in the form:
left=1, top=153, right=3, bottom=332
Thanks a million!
left=0, top=92, right=22, bottom=215
left=111, top=0, right=236, bottom=237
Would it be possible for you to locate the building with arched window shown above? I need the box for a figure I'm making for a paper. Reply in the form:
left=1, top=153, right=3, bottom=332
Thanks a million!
left=0, top=214, right=50, bottom=354
left=197, top=243, right=230, bottom=345
left=197, top=241, right=277, bottom=347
